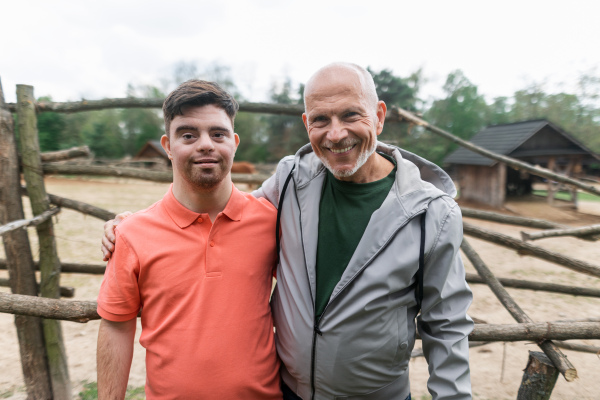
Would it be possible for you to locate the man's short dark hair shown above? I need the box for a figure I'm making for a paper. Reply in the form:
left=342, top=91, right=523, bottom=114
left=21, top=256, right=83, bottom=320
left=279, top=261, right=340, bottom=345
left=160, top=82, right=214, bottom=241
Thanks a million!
left=163, top=80, right=239, bottom=135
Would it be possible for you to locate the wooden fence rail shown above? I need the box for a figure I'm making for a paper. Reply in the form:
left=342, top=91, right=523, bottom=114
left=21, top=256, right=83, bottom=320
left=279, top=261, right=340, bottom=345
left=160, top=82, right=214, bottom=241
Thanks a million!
left=2, top=292, right=599, bottom=341
left=0, top=208, right=60, bottom=236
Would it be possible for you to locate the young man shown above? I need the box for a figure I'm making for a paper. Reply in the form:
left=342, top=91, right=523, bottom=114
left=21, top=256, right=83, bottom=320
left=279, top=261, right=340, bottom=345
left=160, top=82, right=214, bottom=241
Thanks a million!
left=96, top=80, right=282, bottom=399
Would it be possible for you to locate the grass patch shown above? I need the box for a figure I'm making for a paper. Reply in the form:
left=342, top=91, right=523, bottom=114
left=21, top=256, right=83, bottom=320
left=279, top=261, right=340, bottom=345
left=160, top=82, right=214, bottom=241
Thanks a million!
left=79, top=382, right=145, bottom=399
left=533, top=190, right=600, bottom=202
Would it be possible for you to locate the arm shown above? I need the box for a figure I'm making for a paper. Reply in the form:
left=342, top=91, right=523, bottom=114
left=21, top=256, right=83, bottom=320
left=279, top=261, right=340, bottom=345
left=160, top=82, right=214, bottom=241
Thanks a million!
left=418, top=202, right=473, bottom=400
left=97, top=318, right=136, bottom=400
left=101, top=211, right=132, bottom=261
left=251, top=155, right=295, bottom=205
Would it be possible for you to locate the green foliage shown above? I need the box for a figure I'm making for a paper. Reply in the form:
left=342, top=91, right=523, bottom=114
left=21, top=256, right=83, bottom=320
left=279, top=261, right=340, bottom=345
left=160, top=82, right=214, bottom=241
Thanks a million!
left=120, top=84, right=165, bottom=156
left=367, top=67, right=422, bottom=150
left=262, top=78, right=308, bottom=161
left=37, top=96, right=67, bottom=151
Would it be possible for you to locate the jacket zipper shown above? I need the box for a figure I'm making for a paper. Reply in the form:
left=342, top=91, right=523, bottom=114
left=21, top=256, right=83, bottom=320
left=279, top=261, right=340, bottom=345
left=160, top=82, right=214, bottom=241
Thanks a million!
left=308, top=209, right=427, bottom=400
left=310, top=321, right=323, bottom=400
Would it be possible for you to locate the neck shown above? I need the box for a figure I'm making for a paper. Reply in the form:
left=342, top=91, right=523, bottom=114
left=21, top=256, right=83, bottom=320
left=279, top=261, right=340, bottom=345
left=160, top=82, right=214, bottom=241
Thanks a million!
left=171, top=175, right=233, bottom=221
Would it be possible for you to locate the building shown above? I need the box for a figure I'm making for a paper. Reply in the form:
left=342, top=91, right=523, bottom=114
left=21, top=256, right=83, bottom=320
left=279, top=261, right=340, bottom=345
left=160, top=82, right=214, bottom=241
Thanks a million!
left=134, top=140, right=171, bottom=167
left=444, top=120, right=600, bottom=208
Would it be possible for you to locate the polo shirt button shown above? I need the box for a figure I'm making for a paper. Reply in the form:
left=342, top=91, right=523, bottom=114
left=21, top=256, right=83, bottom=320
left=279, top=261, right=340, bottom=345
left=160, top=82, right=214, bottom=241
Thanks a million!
left=197, top=217, right=203, bottom=223
left=209, top=241, right=215, bottom=247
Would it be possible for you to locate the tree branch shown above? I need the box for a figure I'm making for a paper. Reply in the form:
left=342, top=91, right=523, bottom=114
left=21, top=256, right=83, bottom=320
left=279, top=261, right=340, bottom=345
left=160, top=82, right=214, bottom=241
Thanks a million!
left=0, top=208, right=60, bottom=236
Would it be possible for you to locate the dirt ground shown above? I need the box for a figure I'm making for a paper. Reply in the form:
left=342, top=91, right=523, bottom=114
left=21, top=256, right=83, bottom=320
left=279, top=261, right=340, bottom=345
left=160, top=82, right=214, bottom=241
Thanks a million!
left=1, top=177, right=599, bottom=399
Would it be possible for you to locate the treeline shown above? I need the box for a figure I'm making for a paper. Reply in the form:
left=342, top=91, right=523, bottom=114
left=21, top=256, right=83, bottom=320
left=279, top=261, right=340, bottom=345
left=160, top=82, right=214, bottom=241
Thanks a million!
left=22, top=63, right=600, bottom=165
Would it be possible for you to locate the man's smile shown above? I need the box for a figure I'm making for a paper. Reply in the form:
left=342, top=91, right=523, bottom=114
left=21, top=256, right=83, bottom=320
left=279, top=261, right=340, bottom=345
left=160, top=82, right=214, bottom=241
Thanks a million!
left=327, top=144, right=356, bottom=154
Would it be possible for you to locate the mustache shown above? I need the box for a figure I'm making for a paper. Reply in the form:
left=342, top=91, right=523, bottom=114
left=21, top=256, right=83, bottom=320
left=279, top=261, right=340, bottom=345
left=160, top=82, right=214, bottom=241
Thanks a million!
left=321, top=139, right=359, bottom=149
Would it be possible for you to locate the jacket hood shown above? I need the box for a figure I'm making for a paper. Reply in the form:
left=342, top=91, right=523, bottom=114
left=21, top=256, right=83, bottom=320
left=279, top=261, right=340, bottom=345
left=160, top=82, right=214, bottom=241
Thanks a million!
left=291, top=141, right=457, bottom=199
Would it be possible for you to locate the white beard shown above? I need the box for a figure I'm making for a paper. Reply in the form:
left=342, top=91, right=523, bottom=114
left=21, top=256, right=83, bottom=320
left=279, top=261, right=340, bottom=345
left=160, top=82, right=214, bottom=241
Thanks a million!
left=322, top=140, right=377, bottom=179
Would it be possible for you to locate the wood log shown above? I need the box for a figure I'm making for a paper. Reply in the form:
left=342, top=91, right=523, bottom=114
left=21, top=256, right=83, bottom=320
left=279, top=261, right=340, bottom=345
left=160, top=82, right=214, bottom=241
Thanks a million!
left=522, top=224, right=600, bottom=241
left=460, top=207, right=565, bottom=229
left=0, top=259, right=106, bottom=275
left=22, top=186, right=116, bottom=221
left=463, top=221, right=600, bottom=278
left=0, top=278, right=75, bottom=298
left=517, top=352, right=559, bottom=400
left=2, top=291, right=598, bottom=343
left=470, top=322, right=600, bottom=341
left=0, top=207, right=61, bottom=236
left=0, top=78, right=53, bottom=398
left=461, top=239, right=576, bottom=381
left=0, top=292, right=99, bottom=323
left=553, top=341, right=600, bottom=354
left=465, top=273, right=600, bottom=298
left=40, top=146, right=90, bottom=162
left=390, top=106, right=600, bottom=198
left=40, top=163, right=272, bottom=185
left=6, top=97, right=306, bottom=116
left=17, top=84, right=71, bottom=399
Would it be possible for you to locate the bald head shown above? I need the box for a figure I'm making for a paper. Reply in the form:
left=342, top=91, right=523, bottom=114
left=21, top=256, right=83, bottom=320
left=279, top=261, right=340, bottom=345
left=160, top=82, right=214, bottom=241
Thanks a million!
left=304, top=63, right=379, bottom=112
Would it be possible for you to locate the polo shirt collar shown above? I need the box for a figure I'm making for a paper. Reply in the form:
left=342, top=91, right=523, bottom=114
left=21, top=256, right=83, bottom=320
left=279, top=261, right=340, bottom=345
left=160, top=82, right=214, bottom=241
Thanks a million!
left=163, top=184, right=243, bottom=229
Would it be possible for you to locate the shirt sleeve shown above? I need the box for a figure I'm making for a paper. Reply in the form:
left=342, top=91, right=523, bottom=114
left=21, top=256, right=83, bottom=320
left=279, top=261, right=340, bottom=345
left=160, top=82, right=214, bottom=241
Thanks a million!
left=417, top=202, right=473, bottom=400
left=97, top=229, right=141, bottom=321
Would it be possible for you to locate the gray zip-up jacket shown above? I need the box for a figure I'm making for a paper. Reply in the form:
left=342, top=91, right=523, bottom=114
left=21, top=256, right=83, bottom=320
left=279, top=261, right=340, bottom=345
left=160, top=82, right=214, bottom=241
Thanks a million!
left=255, top=142, right=473, bottom=400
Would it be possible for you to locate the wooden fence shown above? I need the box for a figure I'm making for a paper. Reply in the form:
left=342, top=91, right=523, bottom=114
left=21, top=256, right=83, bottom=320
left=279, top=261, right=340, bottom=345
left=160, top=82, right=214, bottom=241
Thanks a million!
left=1, top=78, right=600, bottom=399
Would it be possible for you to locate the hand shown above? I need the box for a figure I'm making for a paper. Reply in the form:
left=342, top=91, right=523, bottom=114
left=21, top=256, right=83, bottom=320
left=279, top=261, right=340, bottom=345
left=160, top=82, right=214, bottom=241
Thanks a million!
left=101, top=211, right=132, bottom=261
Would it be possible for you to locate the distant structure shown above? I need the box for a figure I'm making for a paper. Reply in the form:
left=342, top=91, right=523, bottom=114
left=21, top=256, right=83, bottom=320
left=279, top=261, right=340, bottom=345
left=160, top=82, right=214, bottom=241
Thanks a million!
left=134, top=140, right=171, bottom=167
left=444, top=120, right=600, bottom=208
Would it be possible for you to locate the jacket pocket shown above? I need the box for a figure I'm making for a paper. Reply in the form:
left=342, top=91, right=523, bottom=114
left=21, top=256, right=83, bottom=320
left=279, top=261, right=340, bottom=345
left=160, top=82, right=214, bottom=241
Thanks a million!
left=391, top=306, right=409, bottom=368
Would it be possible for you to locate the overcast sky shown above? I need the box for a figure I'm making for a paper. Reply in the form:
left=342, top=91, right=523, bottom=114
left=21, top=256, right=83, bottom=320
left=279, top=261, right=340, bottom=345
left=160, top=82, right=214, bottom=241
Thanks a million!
left=1, top=0, right=599, bottom=104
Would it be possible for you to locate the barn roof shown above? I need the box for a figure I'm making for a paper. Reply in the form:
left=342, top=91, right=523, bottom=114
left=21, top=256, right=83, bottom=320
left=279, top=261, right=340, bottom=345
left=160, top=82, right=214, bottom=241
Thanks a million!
left=135, top=140, right=167, bottom=159
left=444, top=119, right=599, bottom=166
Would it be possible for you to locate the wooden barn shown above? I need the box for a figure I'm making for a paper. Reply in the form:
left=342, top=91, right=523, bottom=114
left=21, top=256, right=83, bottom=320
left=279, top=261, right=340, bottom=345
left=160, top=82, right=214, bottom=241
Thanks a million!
left=444, top=120, right=600, bottom=208
left=134, top=140, right=171, bottom=167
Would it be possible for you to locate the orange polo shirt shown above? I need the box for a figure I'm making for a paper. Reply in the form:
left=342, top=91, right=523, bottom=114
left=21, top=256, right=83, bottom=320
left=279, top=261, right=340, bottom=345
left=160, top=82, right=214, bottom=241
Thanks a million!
left=97, top=185, right=281, bottom=399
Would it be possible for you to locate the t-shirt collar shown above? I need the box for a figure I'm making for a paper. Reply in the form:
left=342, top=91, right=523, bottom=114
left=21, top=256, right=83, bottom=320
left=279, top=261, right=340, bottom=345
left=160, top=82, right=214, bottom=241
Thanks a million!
left=163, top=183, right=243, bottom=229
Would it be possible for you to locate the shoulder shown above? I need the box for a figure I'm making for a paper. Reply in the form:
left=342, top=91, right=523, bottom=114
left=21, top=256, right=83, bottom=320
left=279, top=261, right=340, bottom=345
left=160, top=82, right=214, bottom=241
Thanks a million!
left=239, top=189, right=277, bottom=216
left=115, top=200, right=164, bottom=238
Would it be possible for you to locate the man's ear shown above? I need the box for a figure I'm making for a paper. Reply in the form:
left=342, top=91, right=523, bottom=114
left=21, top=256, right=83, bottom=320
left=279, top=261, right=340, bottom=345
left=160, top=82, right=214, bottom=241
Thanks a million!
left=160, top=134, right=172, bottom=159
left=376, top=101, right=387, bottom=136
left=302, top=113, right=309, bottom=134
left=234, top=133, right=240, bottom=150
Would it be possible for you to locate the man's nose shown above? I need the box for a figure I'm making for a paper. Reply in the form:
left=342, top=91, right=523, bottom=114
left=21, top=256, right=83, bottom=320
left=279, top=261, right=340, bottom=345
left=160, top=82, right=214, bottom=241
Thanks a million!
left=327, top=118, right=347, bottom=143
left=196, top=134, right=214, bottom=151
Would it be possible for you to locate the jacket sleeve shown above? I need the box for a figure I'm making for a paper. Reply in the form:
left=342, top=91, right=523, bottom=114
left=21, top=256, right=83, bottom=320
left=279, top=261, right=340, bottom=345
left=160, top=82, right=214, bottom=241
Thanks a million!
left=252, top=155, right=295, bottom=207
left=417, top=201, right=473, bottom=400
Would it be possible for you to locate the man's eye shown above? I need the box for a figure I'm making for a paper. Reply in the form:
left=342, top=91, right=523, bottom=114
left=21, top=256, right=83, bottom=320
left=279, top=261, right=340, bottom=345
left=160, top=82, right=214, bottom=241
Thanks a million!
left=311, top=117, right=327, bottom=126
left=182, top=133, right=194, bottom=140
left=213, top=132, right=225, bottom=138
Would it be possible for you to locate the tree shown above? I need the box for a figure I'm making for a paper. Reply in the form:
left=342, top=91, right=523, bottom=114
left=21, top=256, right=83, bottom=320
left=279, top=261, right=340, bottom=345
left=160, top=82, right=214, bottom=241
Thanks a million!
left=263, top=78, right=307, bottom=161
left=120, top=84, right=164, bottom=156
left=424, top=70, right=488, bottom=164
left=36, top=96, right=67, bottom=152
left=367, top=67, right=422, bottom=150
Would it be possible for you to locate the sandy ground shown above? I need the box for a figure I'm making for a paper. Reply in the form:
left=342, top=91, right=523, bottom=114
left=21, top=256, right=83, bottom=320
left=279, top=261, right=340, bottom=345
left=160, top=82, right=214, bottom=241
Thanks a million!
left=1, top=177, right=600, bottom=399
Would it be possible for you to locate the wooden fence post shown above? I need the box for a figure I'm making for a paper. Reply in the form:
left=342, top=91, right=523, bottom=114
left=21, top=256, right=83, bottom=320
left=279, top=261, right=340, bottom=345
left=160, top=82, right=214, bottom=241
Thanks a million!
left=16, top=84, right=71, bottom=399
left=0, top=79, right=53, bottom=398
left=517, top=352, right=559, bottom=400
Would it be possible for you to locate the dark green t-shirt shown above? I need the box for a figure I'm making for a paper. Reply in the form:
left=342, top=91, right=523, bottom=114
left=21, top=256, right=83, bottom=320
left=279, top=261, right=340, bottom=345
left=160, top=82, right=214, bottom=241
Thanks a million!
left=315, top=154, right=396, bottom=319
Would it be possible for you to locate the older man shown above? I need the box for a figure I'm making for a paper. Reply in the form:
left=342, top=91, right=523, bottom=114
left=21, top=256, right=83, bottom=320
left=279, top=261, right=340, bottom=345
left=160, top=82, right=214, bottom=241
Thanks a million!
left=255, top=63, right=472, bottom=400
left=103, top=63, right=473, bottom=400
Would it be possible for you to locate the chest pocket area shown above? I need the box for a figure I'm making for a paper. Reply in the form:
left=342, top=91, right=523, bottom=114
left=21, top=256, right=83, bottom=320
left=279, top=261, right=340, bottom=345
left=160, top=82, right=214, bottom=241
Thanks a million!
left=392, top=306, right=409, bottom=368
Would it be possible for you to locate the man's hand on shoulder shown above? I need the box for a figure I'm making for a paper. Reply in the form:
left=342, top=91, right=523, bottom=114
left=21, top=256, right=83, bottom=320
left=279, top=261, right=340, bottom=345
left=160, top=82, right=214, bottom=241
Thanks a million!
left=101, top=211, right=133, bottom=261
